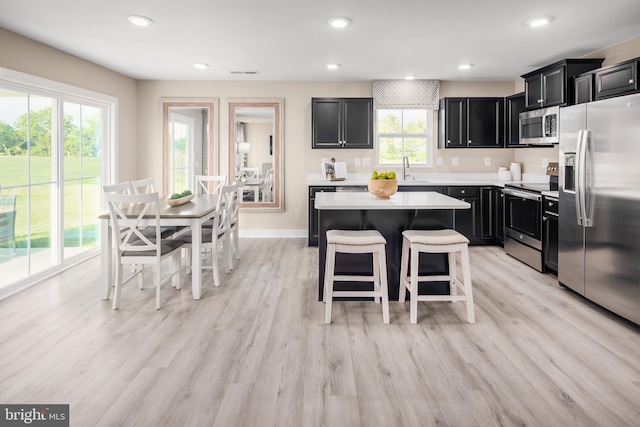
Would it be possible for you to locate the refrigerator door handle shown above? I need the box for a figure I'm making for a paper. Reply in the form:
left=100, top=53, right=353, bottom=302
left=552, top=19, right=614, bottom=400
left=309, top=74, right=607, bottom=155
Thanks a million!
left=583, top=130, right=594, bottom=227
left=575, top=130, right=585, bottom=226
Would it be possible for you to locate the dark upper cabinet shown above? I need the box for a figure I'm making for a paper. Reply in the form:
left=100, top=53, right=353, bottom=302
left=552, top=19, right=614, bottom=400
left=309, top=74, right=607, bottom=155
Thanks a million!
left=574, top=73, right=594, bottom=105
left=521, top=59, right=604, bottom=110
left=311, top=98, right=373, bottom=149
left=439, top=97, right=504, bottom=148
left=594, top=58, right=639, bottom=100
left=505, top=92, right=526, bottom=147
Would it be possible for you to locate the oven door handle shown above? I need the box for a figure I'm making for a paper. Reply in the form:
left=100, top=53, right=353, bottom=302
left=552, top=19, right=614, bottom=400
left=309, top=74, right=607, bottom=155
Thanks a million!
left=503, top=188, right=542, bottom=202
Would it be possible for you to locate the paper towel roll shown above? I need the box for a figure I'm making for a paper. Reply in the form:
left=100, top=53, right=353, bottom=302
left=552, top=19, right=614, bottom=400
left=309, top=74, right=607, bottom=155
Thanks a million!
left=510, top=162, right=522, bottom=181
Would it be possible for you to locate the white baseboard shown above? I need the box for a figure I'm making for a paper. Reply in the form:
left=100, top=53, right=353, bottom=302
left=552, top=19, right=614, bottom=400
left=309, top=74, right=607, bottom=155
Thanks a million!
left=239, top=229, right=307, bottom=238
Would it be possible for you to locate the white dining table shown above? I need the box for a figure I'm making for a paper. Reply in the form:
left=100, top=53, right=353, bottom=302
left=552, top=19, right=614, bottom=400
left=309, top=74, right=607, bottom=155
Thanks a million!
left=100, top=193, right=219, bottom=301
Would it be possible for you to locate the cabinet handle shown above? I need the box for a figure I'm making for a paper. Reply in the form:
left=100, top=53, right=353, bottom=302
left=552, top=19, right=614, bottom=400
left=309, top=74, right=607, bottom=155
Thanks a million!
left=630, top=79, right=635, bottom=84
left=538, top=98, right=544, bottom=103
left=543, top=216, right=548, bottom=221
left=447, top=140, right=451, bottom=144
left=468, top=140, right=472, bottom=144
left=461, top=189, right=466, bottom=194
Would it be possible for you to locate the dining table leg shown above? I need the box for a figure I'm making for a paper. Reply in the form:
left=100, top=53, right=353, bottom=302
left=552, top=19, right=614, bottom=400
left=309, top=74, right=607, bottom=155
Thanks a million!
left=191, top=219, right=202, bottom=299
left=101, top=217, right=113, bottom=300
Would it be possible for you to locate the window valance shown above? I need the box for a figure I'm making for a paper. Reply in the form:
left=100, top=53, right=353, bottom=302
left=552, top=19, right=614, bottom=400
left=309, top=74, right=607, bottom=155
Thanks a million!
left=372, top=79, right=440, bottom=110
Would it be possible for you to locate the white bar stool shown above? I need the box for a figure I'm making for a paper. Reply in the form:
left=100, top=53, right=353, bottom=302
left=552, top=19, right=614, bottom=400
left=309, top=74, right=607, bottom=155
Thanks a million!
left=399, top=229, right=475, bottom=324
left=323, top=230, right=390, bottom=324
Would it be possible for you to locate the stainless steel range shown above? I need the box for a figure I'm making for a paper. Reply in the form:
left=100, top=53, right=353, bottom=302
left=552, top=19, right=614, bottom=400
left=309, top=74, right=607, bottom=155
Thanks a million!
left=503, top=179, right=557, bottom=272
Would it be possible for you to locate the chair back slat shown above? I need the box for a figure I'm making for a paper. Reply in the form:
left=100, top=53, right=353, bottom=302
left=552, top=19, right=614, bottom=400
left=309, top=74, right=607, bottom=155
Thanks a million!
left=105, top=192, right=161, bottom=256
left=130, top=178, right=156, bottom=195
left=195, top=175, right=227, bottom=195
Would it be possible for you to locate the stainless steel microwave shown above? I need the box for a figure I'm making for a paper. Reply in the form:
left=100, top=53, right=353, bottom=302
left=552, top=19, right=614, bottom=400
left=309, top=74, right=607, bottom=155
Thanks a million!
left=519, top=106, right=559, bottom=145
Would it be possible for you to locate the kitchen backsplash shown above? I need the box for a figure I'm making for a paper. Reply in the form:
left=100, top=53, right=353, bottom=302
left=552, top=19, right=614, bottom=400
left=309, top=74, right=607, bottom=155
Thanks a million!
left=312, top=145, right=559, bottom=177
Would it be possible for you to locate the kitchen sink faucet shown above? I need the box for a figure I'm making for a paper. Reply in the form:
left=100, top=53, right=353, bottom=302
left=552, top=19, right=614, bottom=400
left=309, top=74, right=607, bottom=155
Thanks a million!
left=402, top=156, right=410, bottom=180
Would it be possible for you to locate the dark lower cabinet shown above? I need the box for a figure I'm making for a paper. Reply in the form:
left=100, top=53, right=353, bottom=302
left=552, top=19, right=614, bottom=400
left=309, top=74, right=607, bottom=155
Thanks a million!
left=494, top=188, right=505, bottom=244
left=308, top=186, right=335, bottom=246
left=543, top=197, right=558, bottom=273
left=447, top=186, right=480, bottom=244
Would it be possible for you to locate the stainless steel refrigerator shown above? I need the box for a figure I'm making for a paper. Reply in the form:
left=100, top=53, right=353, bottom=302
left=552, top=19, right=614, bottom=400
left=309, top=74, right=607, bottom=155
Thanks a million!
left=559, top=93, right=640, bottom=325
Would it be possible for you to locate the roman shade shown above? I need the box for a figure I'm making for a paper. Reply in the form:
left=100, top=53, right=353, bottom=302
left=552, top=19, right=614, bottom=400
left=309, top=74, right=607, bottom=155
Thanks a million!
left=373, top=79, right=440, bottom=110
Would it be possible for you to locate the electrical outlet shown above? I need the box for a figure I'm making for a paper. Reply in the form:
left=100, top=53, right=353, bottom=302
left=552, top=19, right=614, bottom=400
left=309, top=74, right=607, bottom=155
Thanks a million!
left=542, top=157, right=549, bottom=168
left=484, top=157, right=491, bottom=166
left=354, top=157, right=361, bottom=167
left=436, top=157, right=443, bottom=166
left=362, top=157, right=371, bottom=166
left=452, top=157, right=459, bottom=166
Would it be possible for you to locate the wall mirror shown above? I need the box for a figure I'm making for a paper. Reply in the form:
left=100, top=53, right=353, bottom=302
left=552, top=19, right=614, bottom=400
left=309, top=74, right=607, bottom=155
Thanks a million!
left=229, top=98, right=283, bottom=211
left=162, top=98, right=218, bottom=195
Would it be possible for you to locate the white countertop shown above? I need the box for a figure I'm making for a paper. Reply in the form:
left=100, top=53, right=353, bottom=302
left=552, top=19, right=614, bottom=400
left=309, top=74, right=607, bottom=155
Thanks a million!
left=315, top=191, right=471, bottom=210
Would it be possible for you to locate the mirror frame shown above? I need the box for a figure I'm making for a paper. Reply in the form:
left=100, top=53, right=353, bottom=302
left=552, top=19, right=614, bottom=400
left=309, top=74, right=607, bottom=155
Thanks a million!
left=162, top=98, right=219, bottom=195
left=228, top=98, right=284, bottom=212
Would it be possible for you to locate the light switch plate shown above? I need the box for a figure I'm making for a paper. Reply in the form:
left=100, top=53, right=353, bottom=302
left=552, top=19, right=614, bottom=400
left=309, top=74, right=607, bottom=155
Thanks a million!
left=354, top=157, right=361, bottom=167
left=362, top=157, right=371, bottom=166
left=452, top=157, right=459, bottom=166
left=484, top=157, right=491, bottom=166
left=542, top=157, right=549, bottom=168
left=436, top=157, right=443, bottom=166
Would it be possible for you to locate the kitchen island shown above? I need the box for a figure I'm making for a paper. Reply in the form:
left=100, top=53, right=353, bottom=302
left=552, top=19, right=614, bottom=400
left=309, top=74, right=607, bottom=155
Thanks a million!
left=315, top=191, right=470, bottom=301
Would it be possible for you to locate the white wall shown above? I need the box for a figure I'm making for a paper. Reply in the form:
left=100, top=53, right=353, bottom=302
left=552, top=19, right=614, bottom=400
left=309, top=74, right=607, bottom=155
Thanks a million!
left=0, top=28, right=138, bottom=182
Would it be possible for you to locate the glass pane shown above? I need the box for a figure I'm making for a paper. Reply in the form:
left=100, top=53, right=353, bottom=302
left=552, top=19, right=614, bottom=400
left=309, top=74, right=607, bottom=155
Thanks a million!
left=30, top=183, right=55, bottom=275
left=63, top=102, right=82, bottom=180
left=378, top=137, right=403, bottom=164
left=63, top=179, right=81, bottom=259
left=377, top=109, right=402, bottom=133
left=170, top=120, right=191, bottom=194
left=403, top=110, right=427, bottom=133
left=0, top=89, right=29, bottom=187
left=0, top=188, right=27, bottom=286
left=82, top=105, right=102, bottom=177
left=29, top=95, right=57, bottom=185
left=404, top=137, right=428, bottom=164
left=81, top=177, right=101, bottom=250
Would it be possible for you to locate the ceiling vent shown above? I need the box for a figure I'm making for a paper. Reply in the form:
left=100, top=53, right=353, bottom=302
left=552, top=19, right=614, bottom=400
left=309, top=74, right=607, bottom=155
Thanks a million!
left=229, top=71, right=260, bottom=75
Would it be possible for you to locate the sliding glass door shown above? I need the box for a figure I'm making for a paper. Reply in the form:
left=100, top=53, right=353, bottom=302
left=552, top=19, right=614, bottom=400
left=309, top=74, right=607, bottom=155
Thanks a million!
left=0, top=83, right=111, bottom=289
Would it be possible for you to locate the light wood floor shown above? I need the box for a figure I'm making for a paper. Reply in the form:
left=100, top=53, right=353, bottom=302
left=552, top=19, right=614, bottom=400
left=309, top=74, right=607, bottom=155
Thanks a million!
left=0, top=238, right=638, bottom=427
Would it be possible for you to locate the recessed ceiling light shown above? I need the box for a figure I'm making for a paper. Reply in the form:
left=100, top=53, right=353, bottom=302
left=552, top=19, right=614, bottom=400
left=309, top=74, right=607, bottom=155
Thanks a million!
left=404, top=75, right=415, bottom=80
left=127, top=15, right=153, bottom=27
left=193, top=63, right=209, bottom=70
left=527, top=17, right=551, bottom=27
left=458, top=64, right=472, bottom=70
left=326, top=64, right=340, bottom=70
left=328, top=18, right=351, bottom=28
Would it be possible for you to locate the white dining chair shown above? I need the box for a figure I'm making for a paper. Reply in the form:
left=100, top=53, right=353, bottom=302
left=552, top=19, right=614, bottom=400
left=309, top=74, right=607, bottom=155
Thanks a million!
left=129, top=177, right=181, bottom=239
left=240, top=167, right=260, bottom=179
left=223, top=182, right=242, bottom=270
left=178, top=184, right=237, bottom=287
left=105, top=192, right=184, bottom=310
left=195, top=175, right=227, bottom=195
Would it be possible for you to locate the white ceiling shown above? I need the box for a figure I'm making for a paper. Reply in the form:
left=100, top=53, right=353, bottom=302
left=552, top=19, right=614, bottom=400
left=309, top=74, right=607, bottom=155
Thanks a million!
left=1, top=0, right=639, bottom=82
